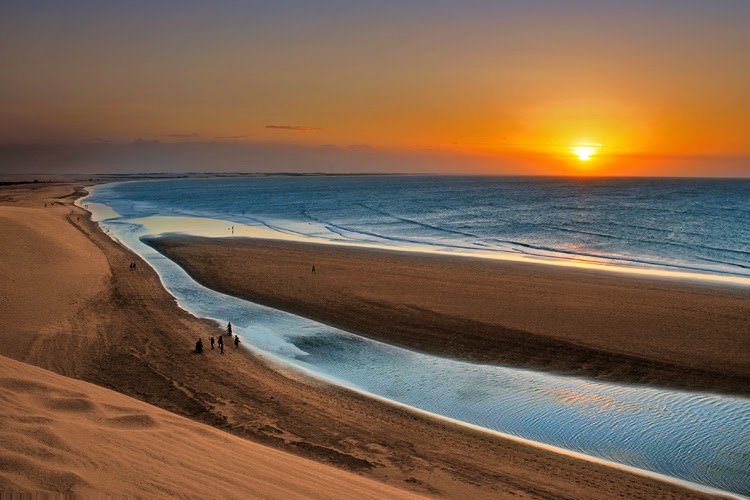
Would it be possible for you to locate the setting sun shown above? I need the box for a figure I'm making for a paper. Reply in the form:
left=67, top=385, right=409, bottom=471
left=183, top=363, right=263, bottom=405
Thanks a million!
left=572, top=146, right=597, bottom=161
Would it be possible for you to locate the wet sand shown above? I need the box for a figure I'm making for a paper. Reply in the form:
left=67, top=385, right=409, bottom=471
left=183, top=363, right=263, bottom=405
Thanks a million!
left=148, top=236, right=750, bottom=396
left=0, top=182, right=729, bottom=499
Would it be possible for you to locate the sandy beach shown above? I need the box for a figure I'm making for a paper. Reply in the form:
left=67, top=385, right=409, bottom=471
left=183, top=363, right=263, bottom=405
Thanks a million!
left=0, top=182, right=732, bottom=498
left=148, top=235, right=750, bottom=396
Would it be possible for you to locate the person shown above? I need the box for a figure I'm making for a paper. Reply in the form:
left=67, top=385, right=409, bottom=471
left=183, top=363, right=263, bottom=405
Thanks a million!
left=227, top=322, right=232, bottom=335
left=195, top=338, right=203, bottom=354
left=210, top=336, right=215, bottom=350
left=311, top=265, right=315, bottom=273
left=218, top=335, right=224, bottom=354
left=234, top=335, right=240, bottom=350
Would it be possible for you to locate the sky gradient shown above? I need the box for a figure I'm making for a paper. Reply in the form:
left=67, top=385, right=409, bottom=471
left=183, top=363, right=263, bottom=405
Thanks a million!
left=2, top=1, right=749, bottom=176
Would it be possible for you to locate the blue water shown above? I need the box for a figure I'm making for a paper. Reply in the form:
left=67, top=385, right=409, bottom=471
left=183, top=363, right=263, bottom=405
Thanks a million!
left=88, top=176, right=750, bottom=279
left=84, top=176, right=750, bottom=497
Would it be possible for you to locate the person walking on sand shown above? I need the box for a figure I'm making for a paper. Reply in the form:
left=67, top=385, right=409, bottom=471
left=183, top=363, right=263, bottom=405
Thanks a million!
left=210, top=336, right=215, bottom=350
left=218, top=335, right=224, bottom=354
left=195, top=338, right=203, bottom=354
left=234, top=335, right=240, bottom=350
left=227, top=322, right=233, bottom=335
left=311, top=265, right=315, bottom=273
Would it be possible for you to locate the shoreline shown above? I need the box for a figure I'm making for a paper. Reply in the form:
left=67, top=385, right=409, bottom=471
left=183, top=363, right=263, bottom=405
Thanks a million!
left=85, top=179, right=750, bottom=288
left=146, top=234, right=750, bottom=397
left=0, top=181, right=735, bottom=498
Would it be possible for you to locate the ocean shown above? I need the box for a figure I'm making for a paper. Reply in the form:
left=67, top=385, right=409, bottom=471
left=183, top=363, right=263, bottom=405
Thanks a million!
left=88, top=175, right=750, bottom=281
left=84, top=176, right=750, bottom=497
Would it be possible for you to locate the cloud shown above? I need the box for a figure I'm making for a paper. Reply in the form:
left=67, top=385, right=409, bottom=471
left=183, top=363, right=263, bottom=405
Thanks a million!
left=163, top=133, right=201, bottom=139
left=131, top=138, right=161, bottom=145
left=265, top=125, right=322, bottom=132
left=214, top=135, right=247, bottom=139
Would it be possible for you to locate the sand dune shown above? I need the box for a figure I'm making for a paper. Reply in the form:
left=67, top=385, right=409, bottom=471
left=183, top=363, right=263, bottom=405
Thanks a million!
left=0, top=354, right=420, bottom=498
left=0, top=202, right=108, bottom=375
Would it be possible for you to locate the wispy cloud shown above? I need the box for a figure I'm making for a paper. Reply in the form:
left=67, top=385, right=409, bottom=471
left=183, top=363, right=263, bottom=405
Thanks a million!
left=163, top=133, right=201, bottom=139
left=266, top=125, right=322, bottom=132
left=214, top=134, right=247, bottom=139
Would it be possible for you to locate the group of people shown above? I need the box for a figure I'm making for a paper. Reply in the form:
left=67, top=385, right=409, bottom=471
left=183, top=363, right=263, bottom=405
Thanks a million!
left=128, top=261, right=138, bottom=270
left=195, top=322, right=240, bottom=354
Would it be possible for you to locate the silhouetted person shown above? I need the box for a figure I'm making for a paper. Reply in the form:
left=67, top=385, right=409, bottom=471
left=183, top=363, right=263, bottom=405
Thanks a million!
left=210, top=336, right=215, bottom=350
left=227, top=322, right=232, bottom=335
left=218, top=335, right=224, bottom=354
left=311, top=265, right=315, bottom=273
left=195, top=338, right=203, bottom=353
left=234, top=335, right=240, bottom=350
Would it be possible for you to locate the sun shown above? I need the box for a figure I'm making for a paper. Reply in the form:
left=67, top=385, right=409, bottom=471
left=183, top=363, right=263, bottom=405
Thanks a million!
left=572, top=145, right=596, bottom=161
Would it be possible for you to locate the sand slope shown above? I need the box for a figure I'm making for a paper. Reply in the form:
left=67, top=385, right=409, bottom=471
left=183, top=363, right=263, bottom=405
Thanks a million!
left=0, top=202, right=109, bottom=374
left=0, top=355, right=421, bottom=499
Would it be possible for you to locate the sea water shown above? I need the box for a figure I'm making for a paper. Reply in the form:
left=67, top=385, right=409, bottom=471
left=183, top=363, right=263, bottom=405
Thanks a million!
left=84, top=176, right=750, bottom=497
left=89, top=176, right=750, bottom=281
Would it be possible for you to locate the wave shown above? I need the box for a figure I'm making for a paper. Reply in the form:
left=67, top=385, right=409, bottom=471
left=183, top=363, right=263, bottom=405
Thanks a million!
left=250, top=211, right=750, bottom=279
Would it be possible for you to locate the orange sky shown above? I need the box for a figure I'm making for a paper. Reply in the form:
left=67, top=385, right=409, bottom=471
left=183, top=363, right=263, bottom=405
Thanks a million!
left=1, top=2, right=749, bottom=176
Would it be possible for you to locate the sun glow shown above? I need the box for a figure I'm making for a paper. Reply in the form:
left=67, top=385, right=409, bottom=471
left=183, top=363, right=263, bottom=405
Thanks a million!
left=572, top=145, right=596, bottom=161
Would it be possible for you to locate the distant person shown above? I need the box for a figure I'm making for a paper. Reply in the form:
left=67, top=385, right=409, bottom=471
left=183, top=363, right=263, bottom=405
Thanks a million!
left=227, top=322, right=232, bottom=335
left=195, top=338, right=203, bottom=354
left=311, top=265, right=315, bottom=273
left=210, top=336, right=215, bottom=350
left=218, top=335, right=224, bottom=354
left=234, top=335, right=240, bottom=350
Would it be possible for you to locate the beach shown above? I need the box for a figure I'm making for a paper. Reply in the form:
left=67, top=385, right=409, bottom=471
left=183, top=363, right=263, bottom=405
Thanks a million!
left=0, top=182, right=735, bottom=499
left=148, top=235, right=750, bottom=396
